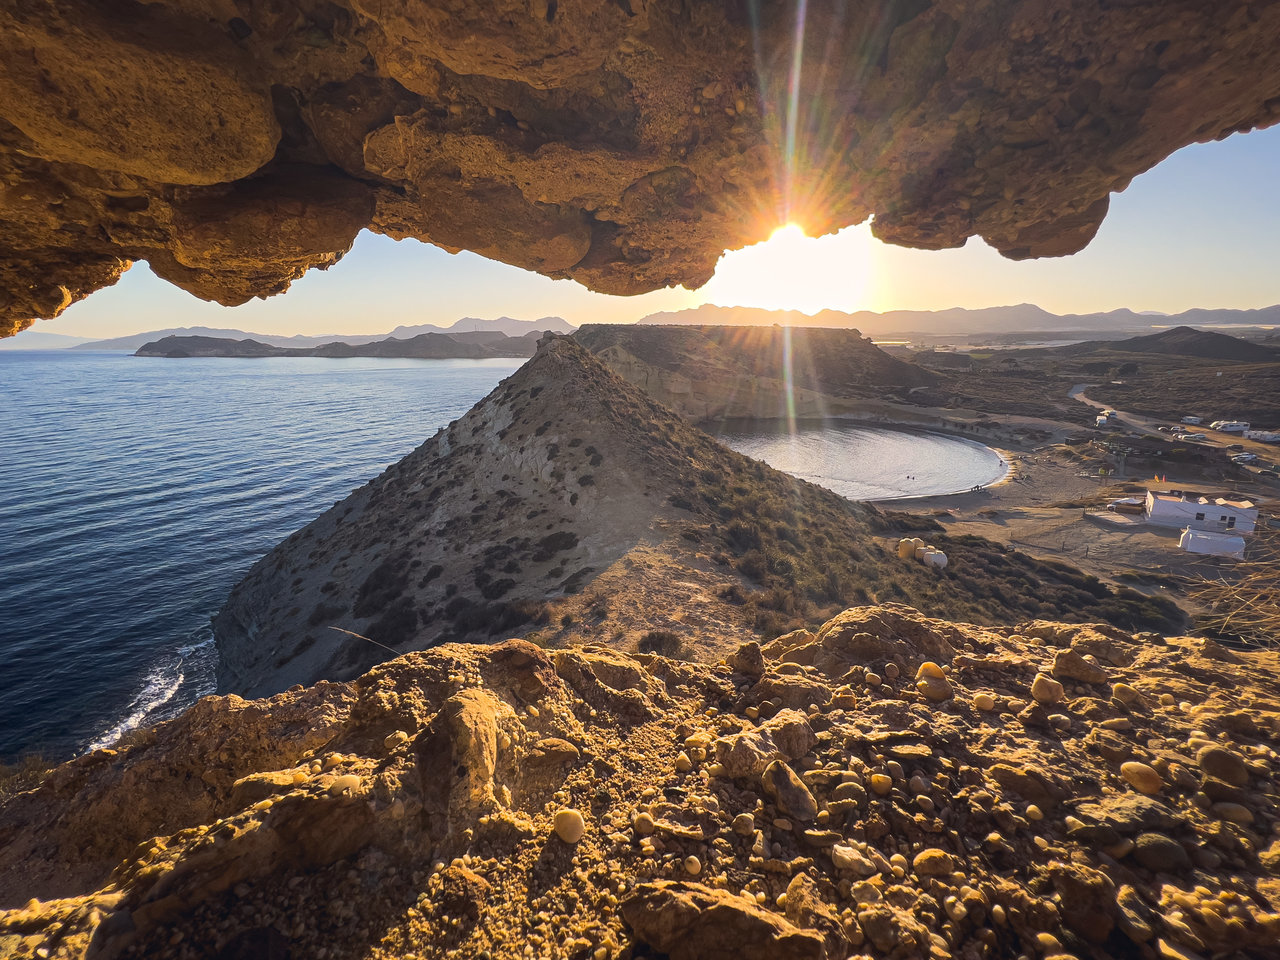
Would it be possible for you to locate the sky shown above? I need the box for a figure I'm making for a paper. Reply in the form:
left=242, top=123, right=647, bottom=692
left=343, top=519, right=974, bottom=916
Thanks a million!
left=40, top=123, right=1280, bottom=339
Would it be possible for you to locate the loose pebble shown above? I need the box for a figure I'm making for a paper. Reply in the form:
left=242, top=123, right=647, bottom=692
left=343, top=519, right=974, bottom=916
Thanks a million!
left=1031, top=673, right=1065, bottom=705
left=554, top=809, right=586, bottom=844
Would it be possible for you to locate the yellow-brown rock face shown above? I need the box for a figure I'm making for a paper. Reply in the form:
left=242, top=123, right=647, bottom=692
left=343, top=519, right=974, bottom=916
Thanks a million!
left=2, top=607, right=1279, bottom=959
left=4, top=0, right=1280, bottom=335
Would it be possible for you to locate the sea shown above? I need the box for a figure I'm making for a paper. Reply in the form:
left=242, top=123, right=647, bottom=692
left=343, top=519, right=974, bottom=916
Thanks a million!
left=0, top=351, right=1005, bottom=763
left=0, top=351, right=523, bottom=763
left=713, top=420, right=1007, bottom=501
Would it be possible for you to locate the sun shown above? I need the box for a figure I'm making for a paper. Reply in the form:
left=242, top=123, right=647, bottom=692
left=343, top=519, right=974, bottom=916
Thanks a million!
left=769, top=222, right=808, bottom=243
left=697, top=222, right=879, bottom=314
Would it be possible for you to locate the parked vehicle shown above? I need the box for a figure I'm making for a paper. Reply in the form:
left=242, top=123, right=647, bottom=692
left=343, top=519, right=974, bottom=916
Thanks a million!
left=1232, top=453, right=1259, bottom=464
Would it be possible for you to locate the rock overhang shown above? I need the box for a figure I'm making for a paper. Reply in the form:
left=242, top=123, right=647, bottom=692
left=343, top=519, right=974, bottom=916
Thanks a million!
left=3, top=0, right=1280, bottom=336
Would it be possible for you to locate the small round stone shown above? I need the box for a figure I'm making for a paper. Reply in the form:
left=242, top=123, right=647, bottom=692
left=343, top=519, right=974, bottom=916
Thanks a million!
left=1112, top=682, right=1142, bottom=704
left=912, top=848, right=954, bottom=876
left=1120, top=761, right=1164, bottom=795
left=554, top=808, right=586, bottom=844
left=884, top=662, right=901, bottom=680
left=973, top=693, right=997, bottom=712
left=732, top=813, right=755, bottom=836
left=683, top=855, right=702, bottom=876
left=917, top=674, right=954, bottom=702
left=633, top=812, right=655, bottom=836
left=916, top=661, right=946, bottom=681
left=1031, top=673, right=1065, bottom=705
left=869, top=773, right=892, bottom=796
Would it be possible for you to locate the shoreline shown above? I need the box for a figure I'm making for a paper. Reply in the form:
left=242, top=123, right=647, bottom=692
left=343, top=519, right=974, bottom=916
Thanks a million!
left=708, top=415, right=1015, bottom=504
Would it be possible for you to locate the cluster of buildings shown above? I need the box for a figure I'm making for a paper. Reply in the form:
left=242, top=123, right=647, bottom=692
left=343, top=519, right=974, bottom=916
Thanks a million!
left=1114, top=488, right=1261, bottom=559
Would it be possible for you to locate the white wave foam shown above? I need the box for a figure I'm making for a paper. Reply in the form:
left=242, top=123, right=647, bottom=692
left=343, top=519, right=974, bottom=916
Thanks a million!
left=86, top=661, right=184, bottom=752
left=84, top=632, right=219, bottom=753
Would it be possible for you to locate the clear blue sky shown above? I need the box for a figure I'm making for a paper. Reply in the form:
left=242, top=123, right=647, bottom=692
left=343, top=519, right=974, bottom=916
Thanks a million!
left=43, top=124, right=1280, bottom=339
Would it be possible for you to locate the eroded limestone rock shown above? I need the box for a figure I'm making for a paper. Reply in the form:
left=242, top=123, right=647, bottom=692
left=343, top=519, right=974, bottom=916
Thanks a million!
left=5, top=0, right=1280, bottom=335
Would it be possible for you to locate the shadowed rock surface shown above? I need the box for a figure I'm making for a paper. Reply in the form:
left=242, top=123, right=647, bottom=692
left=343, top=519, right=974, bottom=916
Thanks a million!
left=5, top=0, right=1280, bottom=335
left=576, top=324, right=939, bottom=421
left=2, top=608, right=1278, bottom=959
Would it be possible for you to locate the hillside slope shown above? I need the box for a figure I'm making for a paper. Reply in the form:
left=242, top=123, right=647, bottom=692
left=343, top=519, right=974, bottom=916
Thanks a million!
left=576, top=324, right=937, bottom=422
left=4, top=608, right=1278, bottom=960
left=214, top=337, right=1179, bottom=700
left=1056, top=326, right=1278, bottom=361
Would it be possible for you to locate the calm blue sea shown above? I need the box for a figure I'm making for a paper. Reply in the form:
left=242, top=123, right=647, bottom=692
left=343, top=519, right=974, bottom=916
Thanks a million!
left=0, top=351, right=523, bottom=763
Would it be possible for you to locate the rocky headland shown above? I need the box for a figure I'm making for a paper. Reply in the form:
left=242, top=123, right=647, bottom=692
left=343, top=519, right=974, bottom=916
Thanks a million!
left=134, top=332, right=543, bottom=360
left=213, top=336, right=1180, bottom=700
left=2, top=605, right=1278, bottom=960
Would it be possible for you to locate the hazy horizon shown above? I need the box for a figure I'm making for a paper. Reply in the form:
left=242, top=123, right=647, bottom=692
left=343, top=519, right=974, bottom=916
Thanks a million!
left=31, top=124, right=1280, bottom=341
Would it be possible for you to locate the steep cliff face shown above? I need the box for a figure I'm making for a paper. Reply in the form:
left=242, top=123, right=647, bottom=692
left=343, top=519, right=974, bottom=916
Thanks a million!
left=5, top=0, right=1280, bottom=335
left=576, top=324, right=938, bottom=422
left=3, top=607, right=1278, bottom=960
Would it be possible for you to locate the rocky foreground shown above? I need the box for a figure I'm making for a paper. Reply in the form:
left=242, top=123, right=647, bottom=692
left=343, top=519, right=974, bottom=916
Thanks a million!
left=2, top=604, right=1278, bottom=960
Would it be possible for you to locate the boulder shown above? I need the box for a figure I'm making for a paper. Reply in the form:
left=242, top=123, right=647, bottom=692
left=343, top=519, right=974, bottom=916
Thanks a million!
left=622, top=882, right=825, bottom=960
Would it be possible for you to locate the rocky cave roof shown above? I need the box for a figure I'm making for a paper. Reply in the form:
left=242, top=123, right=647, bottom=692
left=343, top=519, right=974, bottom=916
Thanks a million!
left=4, top=0, right=1280, bottom=336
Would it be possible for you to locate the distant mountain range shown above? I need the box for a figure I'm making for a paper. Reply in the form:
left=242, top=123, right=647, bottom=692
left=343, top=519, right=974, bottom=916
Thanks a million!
left=55, top=316, right=575, bottom=351
left=637, top=303, right=1280, bottom=337
left=135, top=331, right=546, bottom=360
left=10, top=305, right=1280, bottom=351
left=0, top=330, right=95, bottom=350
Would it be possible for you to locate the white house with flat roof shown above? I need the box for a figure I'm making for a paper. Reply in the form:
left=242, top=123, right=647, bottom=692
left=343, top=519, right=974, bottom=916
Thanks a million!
left=1145, top=490, right=1257, bottom=534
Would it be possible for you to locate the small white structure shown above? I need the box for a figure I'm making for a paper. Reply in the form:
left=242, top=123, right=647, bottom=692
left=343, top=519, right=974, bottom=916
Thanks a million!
left=1210, top=420, right=1250, bottom=434
left=1244, top=429, right=1280, bottom=443
left=1181, top=416, right=1202, bottom=425
left=1146, top=490, right=1258, bottom=534
left=1095, top=415, right=1111, bottom=427
left=1179, top=528, right=1246, bottom=559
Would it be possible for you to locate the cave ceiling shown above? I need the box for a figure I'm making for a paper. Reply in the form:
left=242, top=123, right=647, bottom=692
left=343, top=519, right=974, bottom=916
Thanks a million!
left=2, top=0, right=1280, bottom=336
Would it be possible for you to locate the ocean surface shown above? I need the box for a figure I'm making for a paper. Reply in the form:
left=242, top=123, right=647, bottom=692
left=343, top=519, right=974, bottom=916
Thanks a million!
left=715, top=420, right=1007, bottom=501
left=0, top=351, right=523, bottom=763
left=0, top=353, right=1004, bottom=763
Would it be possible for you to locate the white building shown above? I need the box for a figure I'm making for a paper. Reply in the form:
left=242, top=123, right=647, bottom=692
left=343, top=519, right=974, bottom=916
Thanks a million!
left=1179, top=529, right=1246, bottom=559
left=1181, top=416, right=1202, bottom=425
left=1145, top=490, right=1258, bottom=534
